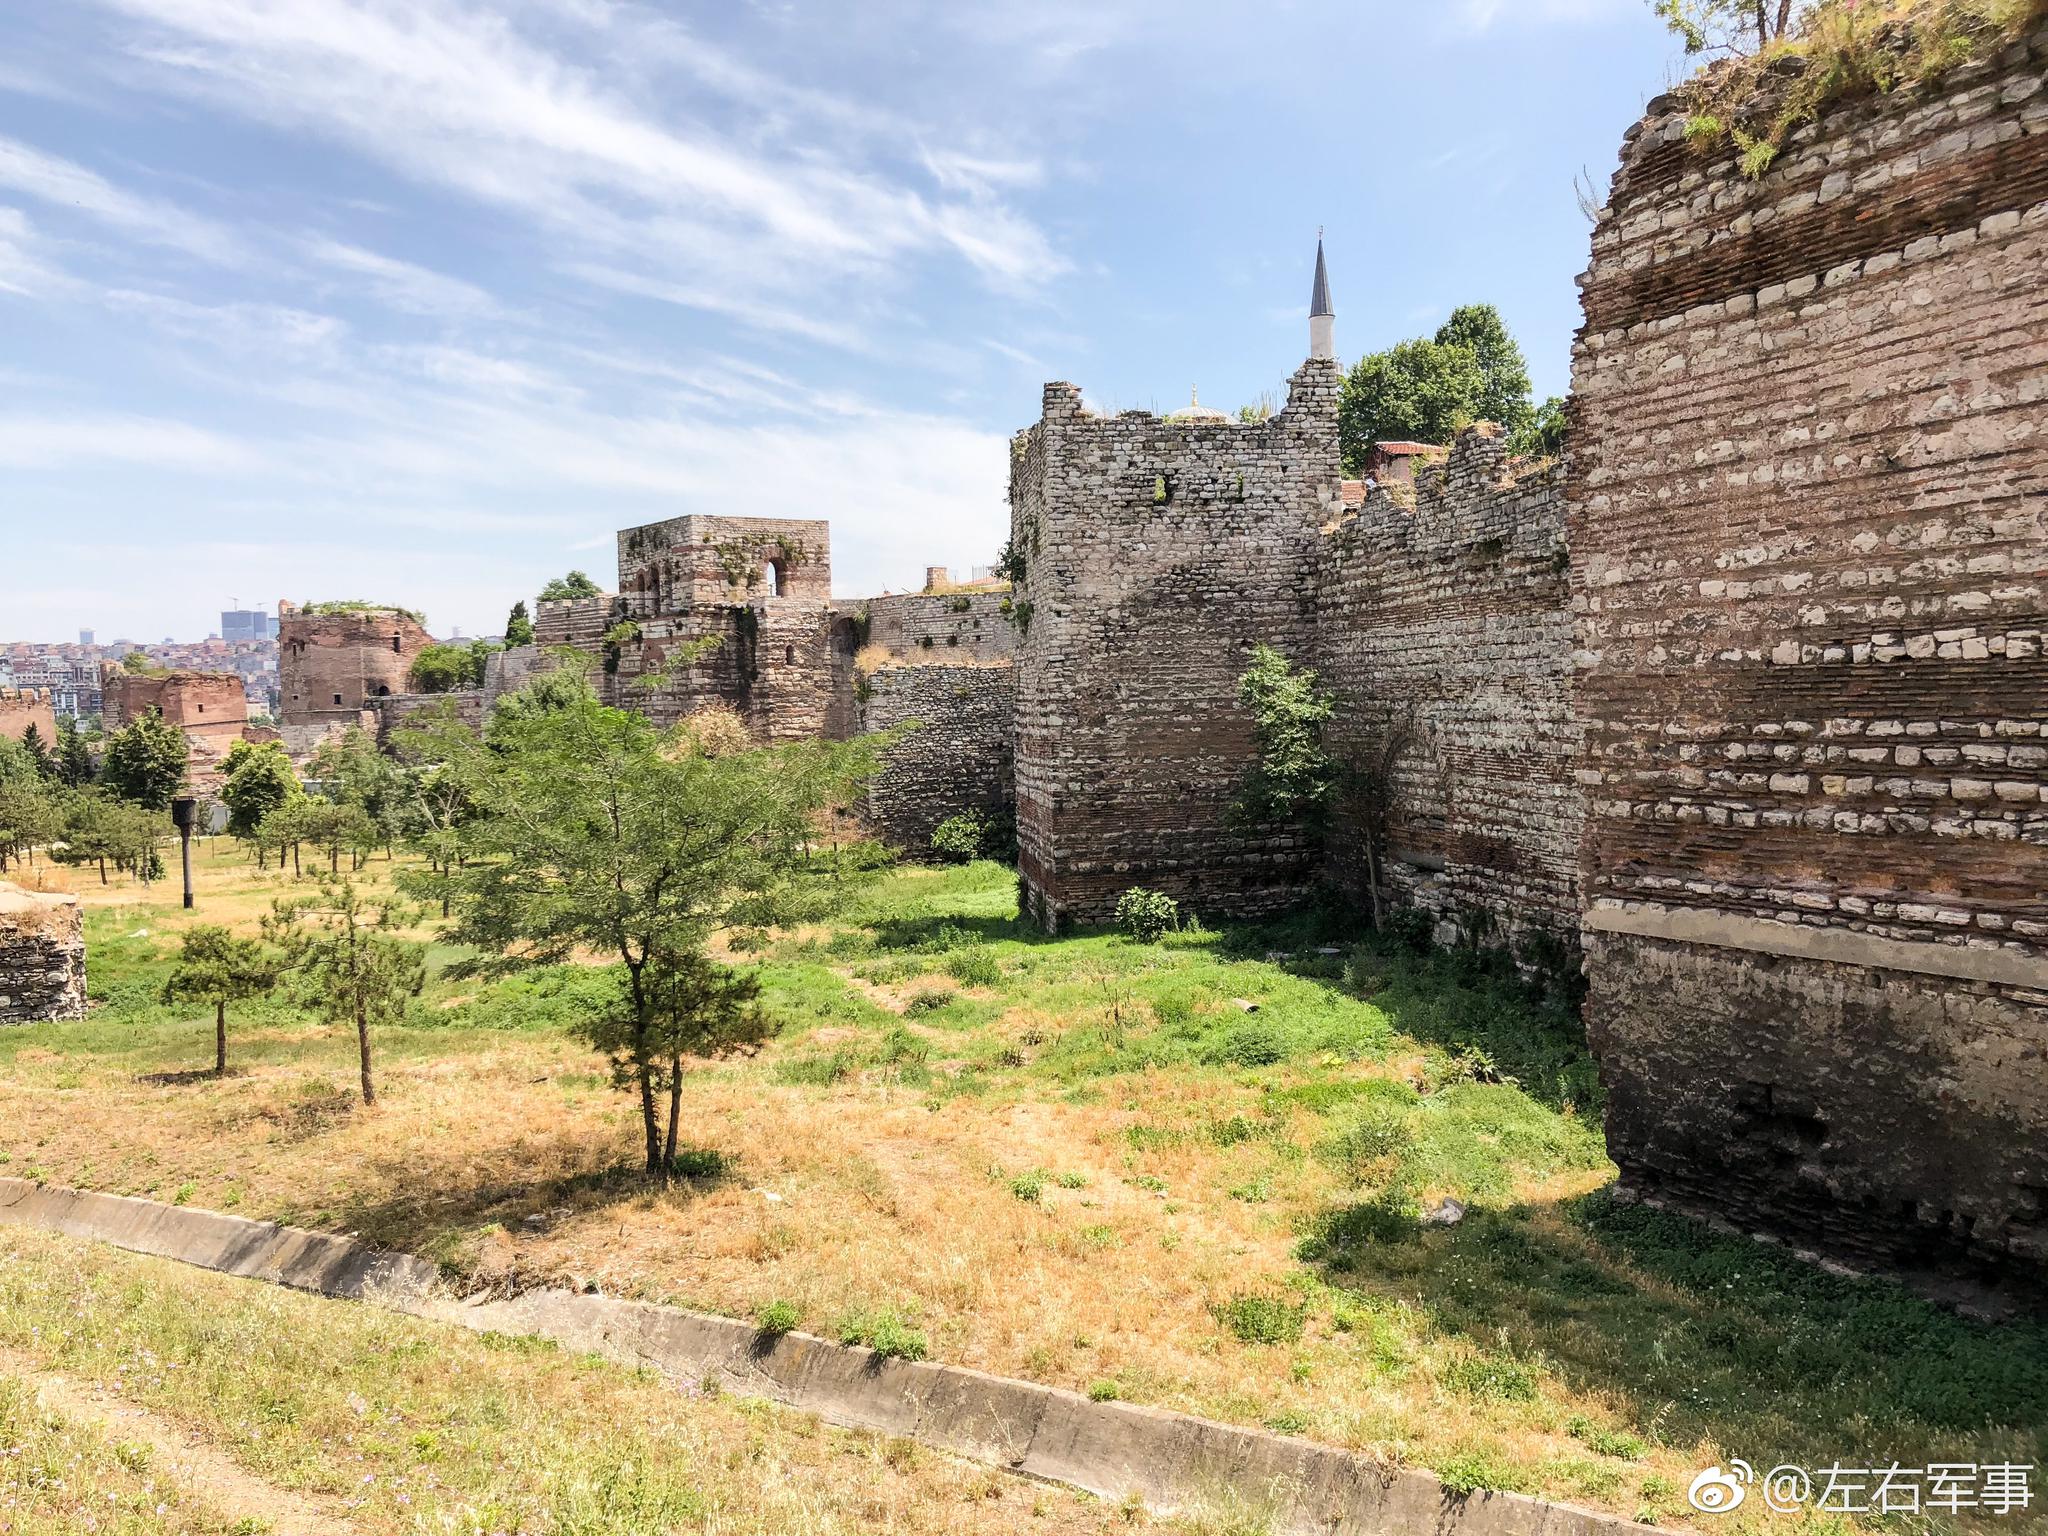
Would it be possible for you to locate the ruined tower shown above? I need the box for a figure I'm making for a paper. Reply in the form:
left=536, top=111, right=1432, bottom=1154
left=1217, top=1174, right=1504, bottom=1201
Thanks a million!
left=1009, top=241, right=1346, bottom=928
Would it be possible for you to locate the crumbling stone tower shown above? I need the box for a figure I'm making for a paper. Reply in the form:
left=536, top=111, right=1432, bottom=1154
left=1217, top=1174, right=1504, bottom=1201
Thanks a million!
left=1570, top=26, right=2048, bottom=1300
left=1009, top=243, right=1346, bottom=928
left=278, top=603, right=435, bottom=727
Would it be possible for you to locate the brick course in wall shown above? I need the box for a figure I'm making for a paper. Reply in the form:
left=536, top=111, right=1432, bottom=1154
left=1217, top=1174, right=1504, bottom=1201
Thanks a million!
left=1316, top=427, right=1580, bottom=947
left=864, top=589, right=1017, bottom=664
left=1008, top=361, right=1345, bottom=928
left=0, top=884, right=85, bottom=1025
left=1570, top=28, right=2048, bottom=1299
left=857, top=662, right=1017, bottom=851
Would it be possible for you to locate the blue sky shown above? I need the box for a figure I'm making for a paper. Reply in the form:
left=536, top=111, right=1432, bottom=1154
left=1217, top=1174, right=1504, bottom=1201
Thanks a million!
left=0, top=0, right=1681, bottom=643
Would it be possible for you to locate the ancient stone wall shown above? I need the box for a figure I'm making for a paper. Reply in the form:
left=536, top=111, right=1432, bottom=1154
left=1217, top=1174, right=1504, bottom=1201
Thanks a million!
left=370, top=690, right=486, bottom=744
left=0, top=689, right=55, bottom=748
left=278, top=606, right=435, bottom=726
left=865, top=590, right=1017, bottom=663
left=616, top=515, right=831, bottom=612
left=857, top=662, right=1017, bottom=851
left=1009, top=360, right=1345, bottom=928
left=1570, top=28, right=2048, bottom=1297
left=1316, top=427, right=1580, bottom=948
left=0, top=884, right=85, bottom=1024
left=101, top=667, right=253, bottom=795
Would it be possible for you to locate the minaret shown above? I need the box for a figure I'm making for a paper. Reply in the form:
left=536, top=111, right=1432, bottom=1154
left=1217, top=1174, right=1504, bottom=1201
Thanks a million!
left=1308, top=232, right=1334, bottom=361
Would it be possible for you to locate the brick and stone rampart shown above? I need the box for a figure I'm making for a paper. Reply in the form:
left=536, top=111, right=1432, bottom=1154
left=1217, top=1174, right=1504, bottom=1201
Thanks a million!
left=279, top=606, right=435, bottom=726
left=857, top=662, right=1017, bottom=851
left=864, top=590, right=1017, bottom=663
left=1316, top=427, right=1580, bottom=948
left=616, top=515, right=831, bottom=613
left=101, top=666, right=253, bottom=795
left=1570, top=27, right=2048, bottom=1297
left=0, top=884, right=85, bottom=1024
left=371, top=690, right=486, bottom=744
left=0, top=689, right=55, bottom=747
left=1009, top=359, right=1345, bottom=928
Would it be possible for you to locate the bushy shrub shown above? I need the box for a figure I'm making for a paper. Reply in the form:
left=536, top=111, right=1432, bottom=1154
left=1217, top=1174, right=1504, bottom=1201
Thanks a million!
left=943, top=946, right=1001, bottom=987
left=756, top=1299, right=801, bottom=1335
left=929, top=814, right=986, bottom=863
left=1211, top=1018, right=1287, bottom=1068
left=1114, top=887, right=1180, bottom=943
left=836, top=1309, right=929, bottom=1360
left=903, top=987, right=953, bottom=1016
left=1214, top=1291, right=1308, bottom=1347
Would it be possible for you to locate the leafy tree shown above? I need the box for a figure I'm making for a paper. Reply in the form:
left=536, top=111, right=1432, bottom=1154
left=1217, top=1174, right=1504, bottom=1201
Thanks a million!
left=17, top=723, right=55, bottom=781
left=437, top=669, right=884, bottom=1178
left=1233, top=645, right=1336, bottom=829
left=596, top=950, right=769, bottom=1173
left=0, top=775, right=62, bottom=873
left=55, top=718, right=95, bottom=789
left=54, top=793, right=164, bottom=884
left=305, top=798, right=379, bottom=873
left=221, top=739, right=300, bottom=858
left=407, top=643, right=484, bottom=695
left=119, top=650, right=165, bottom=675
left=163, top=925, right=281, bottom=1075
left=1434, top=304, right=1534, bottom=437
left=100, top=708, right=187, bottom=810
left=1509, top=395, right=1569, bottom=460
left=266, top=873, right=425, bottom=1106
left=389, top=703, right=483, bottom=917
left=256, top=796, right=319, bottom=877
left=1338, top=306, right=1538, bottom=475
left=1652, top=0, right=1795, bottom=53
left=503, top=600, right=535, bottom=648
left=308, top=728, right=403, bottom=850
left=537, top=570, right=602, bottom=602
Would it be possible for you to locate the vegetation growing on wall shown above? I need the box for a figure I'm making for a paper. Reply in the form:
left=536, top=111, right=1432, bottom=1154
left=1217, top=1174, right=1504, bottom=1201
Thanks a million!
left=1663, top=0, right=2046, bottom=179
left=301, top=599, right=428, bottom=625
left=1232, top=645, right=1336, bottom=832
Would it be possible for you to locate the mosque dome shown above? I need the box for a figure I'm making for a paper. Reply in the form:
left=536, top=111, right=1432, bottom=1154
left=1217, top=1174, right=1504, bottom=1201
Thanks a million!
left=1166, top=386, right=1229, bottom=423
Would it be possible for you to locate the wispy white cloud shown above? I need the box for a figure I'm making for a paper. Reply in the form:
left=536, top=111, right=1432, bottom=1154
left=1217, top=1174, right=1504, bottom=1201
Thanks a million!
left=0, top=134, right=247, bottom=265
left=301, top=237, right=499, bottom=318
left=0, top=412, right=260, bottom=471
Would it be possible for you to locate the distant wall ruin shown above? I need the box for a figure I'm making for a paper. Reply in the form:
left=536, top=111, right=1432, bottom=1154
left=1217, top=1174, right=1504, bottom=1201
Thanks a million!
left=101, top=666, right=254, bottom=795
left=278, top=605, right=435, bottom=727
left=0, top=689, right=55, bottom=749
left=1570, top=28, right=2048, bottom=1296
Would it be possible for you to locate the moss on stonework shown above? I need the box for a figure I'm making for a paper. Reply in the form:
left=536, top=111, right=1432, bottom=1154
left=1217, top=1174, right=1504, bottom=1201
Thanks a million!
left=1678, top=0, right=2045, bottom=179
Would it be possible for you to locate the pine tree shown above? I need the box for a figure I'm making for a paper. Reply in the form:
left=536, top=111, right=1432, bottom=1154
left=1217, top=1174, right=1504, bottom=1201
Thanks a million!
left=163, top=925, right=281, bottom=1075
left=503, top=600, right=535, bottom=647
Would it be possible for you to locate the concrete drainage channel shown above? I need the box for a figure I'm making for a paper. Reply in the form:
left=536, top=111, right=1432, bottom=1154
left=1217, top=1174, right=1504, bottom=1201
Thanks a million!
left=0, top=1177, right=1649, bottom=1535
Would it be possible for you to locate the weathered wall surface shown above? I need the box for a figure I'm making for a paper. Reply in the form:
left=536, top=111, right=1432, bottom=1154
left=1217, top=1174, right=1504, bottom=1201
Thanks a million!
left=371, top=690, right=486, bottom=744
left=865, top=590, right=1017, bottom=663
left=0, top=689, right=55, bottom=747
left=279, top=607, right=435, bottom=726
left=1009, top=361, right=1345, bottom=928
left=857, top=663, right=1017, bottom=851
left=1570, top=30, right=2048, bottom=1295
left=101, top=668, right=248, bottom=742
left=1316, top=427, right=1580, bottom=947
left=617, top=515, right=831, bottom=611
left=0, top=884, right=85, bottom=1024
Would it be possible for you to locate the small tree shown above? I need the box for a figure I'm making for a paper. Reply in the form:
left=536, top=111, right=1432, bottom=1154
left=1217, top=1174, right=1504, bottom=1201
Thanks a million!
left=1651, top=0, right=1795, bottom=54
left=18, top=723, right=55, bottom=781
left=1115, top=887, right=1181, bottom=943
left=163, top=925, right=281, bottom=1075
left=407, top=643, right=483, bottom=695
left=1233, top=645, right=1336, bottom=829
left=55, top=718, right=95, bottom=789
left=537, top=570, right=602, bottom=602
left=54, top=791, right=146, bottom=884
left=305, top=798, right=379, bottom=873
left=256, top=796, right=318, bottom=877
left=1434, top=304, right=1534, bottom=439
left=100, top=708, right=187, bottom=809
left=1509, top=396, right=1568, bottom=460
left=503, top=600, right=535, bottom=647
left=0, top=775, right=62, bottom=873
left=221, top=739, right=299, bottom=862
left=266, top=874, right=425, bottom=1106
left=439, top=668, right=883, bottom=1178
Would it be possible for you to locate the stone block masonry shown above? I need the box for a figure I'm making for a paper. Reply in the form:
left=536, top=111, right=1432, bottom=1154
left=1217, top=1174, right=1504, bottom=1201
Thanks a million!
left=1008, top=360, right=1346, bottom=929
left=1316, top=426, right=1580, bottom=949
left=0, top=884, right=85, bottom=1024
left=864, top=588, right=1016, bottom=664
left=857, top=662, right=1017, bottom=851
left=1569, top=24, right=2048, bottom=1299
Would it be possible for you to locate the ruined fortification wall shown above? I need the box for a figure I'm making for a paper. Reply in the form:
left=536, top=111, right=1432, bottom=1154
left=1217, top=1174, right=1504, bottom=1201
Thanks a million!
left=0, top=689, right=55, bottom=747
left=1316, top=427, right=1580, bottom=947
left=857, top=663, right=1017, bottom=851
left=371, top=690, right=486, bottom=744
left=865, top=590, right=1017, bottom=663
left=1571, top=28, right=2048, bottom=1295
left=617, top=515, right=831, bottom=612
left=279, top=607, right=435, bottom=726
left=0, top=885, right=85, bottom=1025
left=101, top=668, right=248, bottom=743
left=1009, top=361, right=1345, bottom=928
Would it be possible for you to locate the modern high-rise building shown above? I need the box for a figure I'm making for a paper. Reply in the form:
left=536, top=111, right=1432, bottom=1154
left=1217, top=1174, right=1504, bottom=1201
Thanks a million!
left=78, top=629, right=94, bottom=645
left=219, top=608, right=275, bottom=641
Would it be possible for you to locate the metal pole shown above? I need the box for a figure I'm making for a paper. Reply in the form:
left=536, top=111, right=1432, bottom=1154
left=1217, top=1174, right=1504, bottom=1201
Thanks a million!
left=181, top=823, right=194, bottom=908
left=172, top=796, right=197, bottom=910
